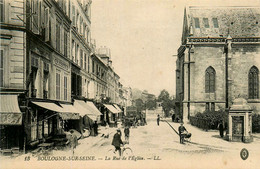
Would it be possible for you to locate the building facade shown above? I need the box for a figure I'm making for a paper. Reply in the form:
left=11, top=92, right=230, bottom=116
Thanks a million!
left=176, top=6, right=260, bottom=123
left=0, top=0, right=127, bottom=151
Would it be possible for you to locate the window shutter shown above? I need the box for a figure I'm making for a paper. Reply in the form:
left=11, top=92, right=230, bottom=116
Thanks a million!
left=44, top=7, right=50, bottom=42
left=32, top=0, right=40, bottom=34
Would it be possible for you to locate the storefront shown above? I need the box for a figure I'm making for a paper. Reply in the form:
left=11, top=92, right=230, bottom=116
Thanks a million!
left=73, top=100, right=101, bottom=130
left=26, top=101, right=80, bottom=148
left=0, top=94, right=23, bottom=150
left=103, top=104, right=120, bottom=127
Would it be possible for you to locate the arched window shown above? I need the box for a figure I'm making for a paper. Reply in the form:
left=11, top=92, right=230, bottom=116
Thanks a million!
left=249, top=66, right=259, bottom=99
left=205, top=67, right=215, bottom=93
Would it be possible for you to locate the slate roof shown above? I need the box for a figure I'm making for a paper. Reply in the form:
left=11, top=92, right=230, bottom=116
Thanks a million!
left=186, top=6, right=260, bottom=37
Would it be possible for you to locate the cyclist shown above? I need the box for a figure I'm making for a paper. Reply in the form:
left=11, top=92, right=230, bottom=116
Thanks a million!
left=112, top=129, right=124, bottom=156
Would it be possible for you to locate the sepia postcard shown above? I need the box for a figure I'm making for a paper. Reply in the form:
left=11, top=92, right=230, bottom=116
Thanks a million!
left=0, top=0, right=260, bottom=168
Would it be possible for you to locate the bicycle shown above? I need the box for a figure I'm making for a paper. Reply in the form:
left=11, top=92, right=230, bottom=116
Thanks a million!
left=182, top=131, right=192, bottom=142
left=108, top=144, right=133, bottom=156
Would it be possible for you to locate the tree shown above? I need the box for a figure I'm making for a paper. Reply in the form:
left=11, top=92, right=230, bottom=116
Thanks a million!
left=146, top=99, right=156, bottom=110
left=158, top=89, right=175, bottom=117
left=158, top=89, right=170, bottom=102
left=135, top=98, right=144, bottom=112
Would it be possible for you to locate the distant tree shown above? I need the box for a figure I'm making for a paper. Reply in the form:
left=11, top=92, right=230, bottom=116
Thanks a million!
left=135, top=98, right=144, bottom=112
left=146, top=99, right=157, bottom=110
left=158, top=90, right=175, bottom=117
left=158, top=89, right=170, bottom=102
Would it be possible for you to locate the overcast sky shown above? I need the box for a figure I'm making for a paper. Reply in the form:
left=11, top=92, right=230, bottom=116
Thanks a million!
left=91, top=0, right=260, bottom=96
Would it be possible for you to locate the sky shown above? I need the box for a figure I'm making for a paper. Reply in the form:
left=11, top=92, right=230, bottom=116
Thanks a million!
left=91, top=0, right=260, bottom=96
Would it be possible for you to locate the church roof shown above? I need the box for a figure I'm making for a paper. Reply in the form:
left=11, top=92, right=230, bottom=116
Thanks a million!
left=185, top=6, right=260, bottom=38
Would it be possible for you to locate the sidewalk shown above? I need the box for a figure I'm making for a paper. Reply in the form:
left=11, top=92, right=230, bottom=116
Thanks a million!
left=162, top=118, right=260, bottom=152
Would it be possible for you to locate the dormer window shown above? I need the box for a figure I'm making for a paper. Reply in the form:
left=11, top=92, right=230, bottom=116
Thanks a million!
left=203, top=18, right=209, bottom=28
left=194, top=18, right=200, bottom=28
left=212, top=18, right=219, bottom=28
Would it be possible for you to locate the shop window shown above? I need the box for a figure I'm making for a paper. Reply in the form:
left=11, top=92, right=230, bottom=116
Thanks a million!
left=44, top=119, right=48, bottom=136
left=38, top=121, right=43, bottom=139
left=31, top=123, right=37, bottom=141
left=249, top=66, right=259, bottom=99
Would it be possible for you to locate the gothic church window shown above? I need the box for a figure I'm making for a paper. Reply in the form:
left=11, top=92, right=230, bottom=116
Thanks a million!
left=249, top=66, right=259, bottom=99
left=205, top=67, right=215, bottom=93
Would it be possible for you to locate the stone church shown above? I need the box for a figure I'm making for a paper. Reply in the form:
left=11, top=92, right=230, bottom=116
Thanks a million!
left=175, top=6, right=260, bottom=122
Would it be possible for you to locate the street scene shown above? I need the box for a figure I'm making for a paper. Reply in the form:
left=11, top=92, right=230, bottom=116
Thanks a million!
left=1, top=0, right=260, bottom=169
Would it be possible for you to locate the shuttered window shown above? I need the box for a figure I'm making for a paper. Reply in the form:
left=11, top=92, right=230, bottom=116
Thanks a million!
left=0, top=0, right=4, bottom=22
left=56, top=73, right=60, bottom=100
left=64, top=76, right=67, bottom=101
left=56, top=20, right=60, bottom=52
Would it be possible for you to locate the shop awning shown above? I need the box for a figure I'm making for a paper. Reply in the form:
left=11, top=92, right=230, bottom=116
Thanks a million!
left=0, top=95, right=22, bottom=125
left=31, top=101, right=80, bottom=120
left=104, top=104, right=120, bottom=114
left=86, top=101, right=102, bottom=116
left=113, top=104, right=123, bottom=113
left=74, top=100, right=95, bottom=117
left=59, top=104, right=80, bottom=120
left=31, top=101, right=64, bottom=112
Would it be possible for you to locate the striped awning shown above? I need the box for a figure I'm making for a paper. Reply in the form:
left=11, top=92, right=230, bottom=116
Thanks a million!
left=0, top=95, right=22, bottom=125
left=31, top=101, right=80, bottom=120
left=113, top=104, right=123, bottom=113
left=86, top=101, right=102, bottom=116
left=59, top=104, right=80, bottom=120
left=104, top=104, right=120, bottom=114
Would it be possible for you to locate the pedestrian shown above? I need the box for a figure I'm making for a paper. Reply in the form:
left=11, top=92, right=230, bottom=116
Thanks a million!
left=218, top=121, right=224, bottom=138
left=172, top=114, right=175, bottom=122
left=115, top=119, right=118, bottom=128
left=157, top=114, right=160, bottom=126
left=112, top=129, right=124, bottom=156
left=124, top=126, right=130, bottom=144
left=69, top=130, right=78, bottom=155
left=93, top=121, right=98, bottom=136
left=178, top=122, right=187, bottom=144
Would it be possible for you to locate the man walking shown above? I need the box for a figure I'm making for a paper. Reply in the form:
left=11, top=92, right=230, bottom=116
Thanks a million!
left=69, top=130, right=78, bottom=155
left=124, top=126, right=130, bottom=144
left=218, top=121, right=224, bottom=138
left=157, top=114, right=160, bottom=126
left=93, top=121, right=98, bottom=136
left=178, top=122, right=187, bottom=144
